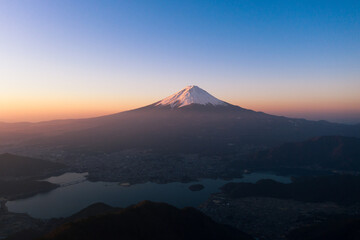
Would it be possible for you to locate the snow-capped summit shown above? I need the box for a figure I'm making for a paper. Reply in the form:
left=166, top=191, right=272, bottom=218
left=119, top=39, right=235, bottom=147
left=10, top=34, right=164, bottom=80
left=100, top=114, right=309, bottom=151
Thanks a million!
left=156, top=85, right=228, bottom=108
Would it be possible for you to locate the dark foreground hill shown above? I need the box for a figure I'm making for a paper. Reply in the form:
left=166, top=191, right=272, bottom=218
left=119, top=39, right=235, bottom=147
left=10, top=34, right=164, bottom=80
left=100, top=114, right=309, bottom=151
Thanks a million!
left=3, top=203, right=119, bottom=240
left=39, top=201, right=253, bottom=240
left=249, top=136, right=360, bottom=171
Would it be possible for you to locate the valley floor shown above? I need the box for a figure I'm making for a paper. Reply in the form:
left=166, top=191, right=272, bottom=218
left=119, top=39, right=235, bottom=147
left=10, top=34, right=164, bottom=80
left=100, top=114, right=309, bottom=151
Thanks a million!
left=32, top=150, right=247, bottom=184
left=200, top=194, right=360, bottom=240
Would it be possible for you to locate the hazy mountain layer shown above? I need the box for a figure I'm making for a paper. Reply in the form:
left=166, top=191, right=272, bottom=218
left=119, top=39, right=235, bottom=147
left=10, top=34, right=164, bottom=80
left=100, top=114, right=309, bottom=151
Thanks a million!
left=249, top=136, right=360, bottom=171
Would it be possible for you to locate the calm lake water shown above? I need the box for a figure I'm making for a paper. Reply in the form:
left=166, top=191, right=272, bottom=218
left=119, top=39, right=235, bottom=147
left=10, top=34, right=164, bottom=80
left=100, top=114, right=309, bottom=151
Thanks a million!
left=7, top=172, right=291, bottom=219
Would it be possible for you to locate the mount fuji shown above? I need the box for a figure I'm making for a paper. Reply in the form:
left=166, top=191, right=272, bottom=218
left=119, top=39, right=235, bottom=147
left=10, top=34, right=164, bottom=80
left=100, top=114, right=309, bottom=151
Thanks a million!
left=137, top=85, right=252, bottom=114
left=154, top=85, right=228, bottom=108
left=1, top=86, right=359, bottom=155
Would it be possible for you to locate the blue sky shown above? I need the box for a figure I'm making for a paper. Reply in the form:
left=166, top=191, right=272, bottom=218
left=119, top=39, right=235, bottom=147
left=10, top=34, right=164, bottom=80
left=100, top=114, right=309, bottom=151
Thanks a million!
left=0, top=0, right=359, bottom=123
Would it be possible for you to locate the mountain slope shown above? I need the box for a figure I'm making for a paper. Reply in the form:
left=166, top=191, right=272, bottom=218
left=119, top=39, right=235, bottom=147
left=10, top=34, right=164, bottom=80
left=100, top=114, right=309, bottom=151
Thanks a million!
left=1, top=86, right=360, bottom=155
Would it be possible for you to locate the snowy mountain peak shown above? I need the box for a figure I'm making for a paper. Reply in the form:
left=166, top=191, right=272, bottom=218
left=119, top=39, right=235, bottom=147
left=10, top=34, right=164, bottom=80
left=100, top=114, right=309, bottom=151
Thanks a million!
left=156, top=85, right=227, bottom=108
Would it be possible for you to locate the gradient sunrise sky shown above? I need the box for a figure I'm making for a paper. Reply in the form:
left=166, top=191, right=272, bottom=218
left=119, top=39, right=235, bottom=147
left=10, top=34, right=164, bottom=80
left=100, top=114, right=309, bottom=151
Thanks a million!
left=1, top=0, right=359, bottom=123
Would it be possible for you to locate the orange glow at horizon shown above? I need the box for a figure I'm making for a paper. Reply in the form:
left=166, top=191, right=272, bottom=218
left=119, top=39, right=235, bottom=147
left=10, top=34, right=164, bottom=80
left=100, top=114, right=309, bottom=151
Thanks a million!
left=0, top=98, right=146, bottom=123
left=1, top=96, right=360, bottom=123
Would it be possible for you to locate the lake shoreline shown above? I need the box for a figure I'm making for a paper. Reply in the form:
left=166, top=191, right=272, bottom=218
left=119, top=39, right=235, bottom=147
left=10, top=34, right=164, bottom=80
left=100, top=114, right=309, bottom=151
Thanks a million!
left=6, top=172, right=291, bottom=219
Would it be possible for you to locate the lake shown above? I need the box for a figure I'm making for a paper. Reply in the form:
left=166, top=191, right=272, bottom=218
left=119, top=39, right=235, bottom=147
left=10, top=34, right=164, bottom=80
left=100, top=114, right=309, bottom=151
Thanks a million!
left=7, top=172, right=291, bottom=219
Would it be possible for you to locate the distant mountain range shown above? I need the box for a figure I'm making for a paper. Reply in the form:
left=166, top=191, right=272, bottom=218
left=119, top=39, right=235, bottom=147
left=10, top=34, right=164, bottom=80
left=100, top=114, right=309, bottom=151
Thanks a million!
left=0, top=153, right=65, bottom=200
left=0, top=153, right=65, bottom=180
left=249, top=136, right=360, bottom=171
left=221, top=174, right=360, bottom=205
left=1, top=86, right=360, bottom=154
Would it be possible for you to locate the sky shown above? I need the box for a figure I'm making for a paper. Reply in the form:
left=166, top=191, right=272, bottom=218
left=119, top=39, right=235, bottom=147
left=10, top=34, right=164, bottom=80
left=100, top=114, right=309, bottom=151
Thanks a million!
left=0, top=0, right=359, bottom=123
